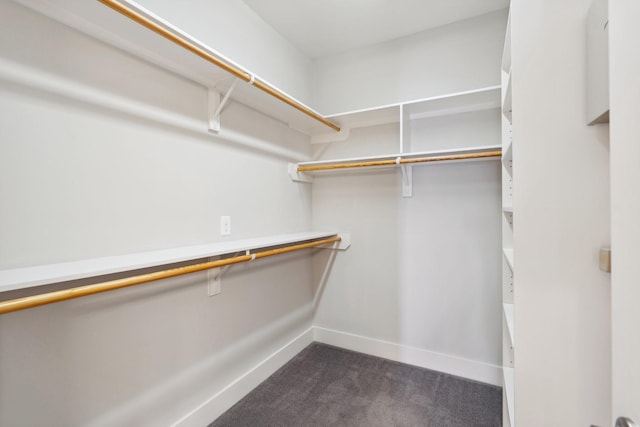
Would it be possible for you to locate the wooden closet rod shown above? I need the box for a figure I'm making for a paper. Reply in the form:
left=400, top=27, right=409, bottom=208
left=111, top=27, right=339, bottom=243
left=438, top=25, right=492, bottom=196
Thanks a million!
left=297, top=150, right=502, bottom=172
left=0, top=236, right=341, bottom=315
left=98, top=0, right=340, bottom=132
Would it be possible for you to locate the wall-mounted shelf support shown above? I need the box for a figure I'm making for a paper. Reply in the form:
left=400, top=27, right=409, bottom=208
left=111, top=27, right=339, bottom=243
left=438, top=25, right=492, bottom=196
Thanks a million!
left=208, top=79, right=240, bottom=132
left=288, top=163, right=314, bottom=183
left=207, top=267, right=222, bottom=296
left=329, top=233, right=351, bottom=250
left=211, top=263, right=232, bottom=281
left=206, top=249, right=256, bottom=295
left=208, top=251, right=244, bottom=282
left=400, top=163, right=413, bottom=198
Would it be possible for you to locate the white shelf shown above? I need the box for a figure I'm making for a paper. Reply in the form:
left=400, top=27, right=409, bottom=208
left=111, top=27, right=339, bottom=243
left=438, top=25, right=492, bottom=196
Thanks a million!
left=403, top=86, right=501, bottom=120
left=503, top=205, right=514, bottom=213
left=296, top=145, right=502, bottom=172
left=503, top=248, right=514, bottom=271
left=503, top=303, right=515, bottom=346
left=311, top=86, right=501, bottom=135
left=14, top=0, right=330, bottom=135
left=323, top=105, right=401, bottom=131
left=503, top=367, right=515, bottom=427
left=0, top=232, right=339, bottom=293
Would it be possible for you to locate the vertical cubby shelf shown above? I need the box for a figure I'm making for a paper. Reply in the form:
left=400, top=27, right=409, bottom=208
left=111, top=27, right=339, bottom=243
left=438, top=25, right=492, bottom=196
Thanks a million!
left=501, top=7, right=515, bottom=427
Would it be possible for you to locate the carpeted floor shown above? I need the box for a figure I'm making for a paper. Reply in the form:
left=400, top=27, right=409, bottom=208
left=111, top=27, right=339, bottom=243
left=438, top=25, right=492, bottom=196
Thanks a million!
left=209, top=343, right=502, bottom=427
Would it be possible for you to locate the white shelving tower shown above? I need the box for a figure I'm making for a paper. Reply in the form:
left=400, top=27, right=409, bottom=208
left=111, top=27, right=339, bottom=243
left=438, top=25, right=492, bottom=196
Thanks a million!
left=501, top=9, right=515, bottom=427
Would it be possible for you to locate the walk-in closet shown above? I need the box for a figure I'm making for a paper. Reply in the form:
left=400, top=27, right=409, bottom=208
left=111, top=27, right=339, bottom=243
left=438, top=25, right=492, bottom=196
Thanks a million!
left=1, top=0, right=638, bottom=426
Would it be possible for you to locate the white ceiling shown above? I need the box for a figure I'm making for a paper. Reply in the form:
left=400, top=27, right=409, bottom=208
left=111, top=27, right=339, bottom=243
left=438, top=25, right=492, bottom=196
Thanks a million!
left=242, top=0, right=509, bottom=58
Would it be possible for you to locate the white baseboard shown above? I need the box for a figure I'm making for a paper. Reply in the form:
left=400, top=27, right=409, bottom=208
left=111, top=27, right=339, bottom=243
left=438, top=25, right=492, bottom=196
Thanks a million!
left=173, top=327, right=314, bottom=427
left=175, top=325, right=501, bottom=426
left=313, top=326, right=502, bottom=386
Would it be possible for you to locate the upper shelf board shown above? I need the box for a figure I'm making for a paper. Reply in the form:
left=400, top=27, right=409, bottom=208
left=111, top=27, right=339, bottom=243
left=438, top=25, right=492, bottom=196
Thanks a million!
left=13, top=0, right=332, bottom=135
left=0, top=232, right=339, bottom=293
left=325, top=105, right=401, bottom=132
left=310, top=86, right=501, bottom=135
left=403, top=86, right=501, bottom=120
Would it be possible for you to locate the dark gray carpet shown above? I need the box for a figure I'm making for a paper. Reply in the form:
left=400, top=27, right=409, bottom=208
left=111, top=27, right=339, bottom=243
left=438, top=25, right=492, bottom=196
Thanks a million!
left=209, top=343, right=502, bottom=427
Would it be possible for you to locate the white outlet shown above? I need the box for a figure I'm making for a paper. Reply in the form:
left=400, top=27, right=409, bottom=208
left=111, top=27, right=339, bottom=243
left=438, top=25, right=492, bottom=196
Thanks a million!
left=220, top=216, right=231, bottom=236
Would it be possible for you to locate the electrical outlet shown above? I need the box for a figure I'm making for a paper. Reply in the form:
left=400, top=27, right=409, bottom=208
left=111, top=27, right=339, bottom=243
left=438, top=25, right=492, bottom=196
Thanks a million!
left=220, top=216, right=231, bottom=236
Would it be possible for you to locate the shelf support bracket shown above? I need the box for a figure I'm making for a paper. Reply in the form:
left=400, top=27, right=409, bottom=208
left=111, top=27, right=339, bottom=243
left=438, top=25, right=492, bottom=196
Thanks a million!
left=317, top=233, right=351, bottom=250
left=206, top=251, right=245, bottom=296
left=207, top=266, right=223, bottom=296
left=399, top=160, right=413, bottom=198
left=288, top=163, right=314, bottom=183
left=208, top=78, right=240, bottom=133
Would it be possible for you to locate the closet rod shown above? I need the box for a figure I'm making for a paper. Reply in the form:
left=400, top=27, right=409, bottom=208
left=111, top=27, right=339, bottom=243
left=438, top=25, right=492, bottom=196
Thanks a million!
left=297, top=150, right=502, bottom=172
left=0, top=236, right=341, bottom=315
left=97, top=0, right=340, bottom=132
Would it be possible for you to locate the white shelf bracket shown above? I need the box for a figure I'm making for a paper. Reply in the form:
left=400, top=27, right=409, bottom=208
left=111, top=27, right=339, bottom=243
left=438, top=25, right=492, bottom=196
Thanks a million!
left=288, top=163, right=314, bottom=183
left=206, top=251, right=244, bottom=296
left=317, top=233, right=350, bottom=251
left=208, top=78, right=240, bottom=133
left=207, top=264, right=229, bottom=296
left=399, top=162, right=413, bottom=198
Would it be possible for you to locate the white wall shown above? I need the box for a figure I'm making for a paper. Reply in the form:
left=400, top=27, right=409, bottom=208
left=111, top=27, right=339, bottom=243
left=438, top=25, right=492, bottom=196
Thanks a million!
left=135, top=0, right=314, bottom=106
left=610, top=0, right=640, bottom=423
left=0, top=0, right=512, bottom=423
left=0, top=2, right=314, bottom=425
left=312, top=9, right=508, bottom=115
left=307, top=5, right=507, bottom=386
left=311, top=109, right=503, bottom=383
left=511, top=0, right=611, bottom=425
